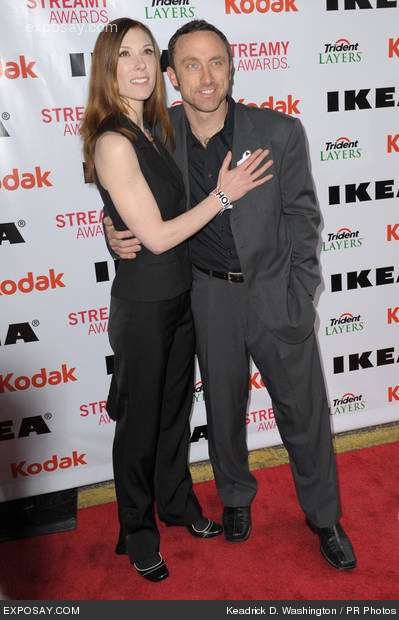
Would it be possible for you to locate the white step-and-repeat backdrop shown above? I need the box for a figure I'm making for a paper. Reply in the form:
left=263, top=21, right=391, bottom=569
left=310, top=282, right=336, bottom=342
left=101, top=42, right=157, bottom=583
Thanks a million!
left=1, top=0, right=398, bottom=502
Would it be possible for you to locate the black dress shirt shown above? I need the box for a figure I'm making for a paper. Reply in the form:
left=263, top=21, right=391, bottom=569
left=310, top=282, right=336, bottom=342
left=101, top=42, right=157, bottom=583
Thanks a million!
left=187, top=97, right=242, bottom=272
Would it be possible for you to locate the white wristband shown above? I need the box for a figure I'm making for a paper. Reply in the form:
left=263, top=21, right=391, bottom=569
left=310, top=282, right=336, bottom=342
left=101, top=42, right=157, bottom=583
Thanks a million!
left=210, top=189, right=234, bottom=215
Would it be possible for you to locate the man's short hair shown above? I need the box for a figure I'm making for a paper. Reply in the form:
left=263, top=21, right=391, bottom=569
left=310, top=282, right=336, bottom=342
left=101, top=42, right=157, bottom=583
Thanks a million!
left=168, top=19, right=232, bottom=70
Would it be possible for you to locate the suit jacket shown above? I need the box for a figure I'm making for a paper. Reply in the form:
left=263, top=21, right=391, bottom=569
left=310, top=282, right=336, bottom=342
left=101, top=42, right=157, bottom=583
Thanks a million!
left=164, top=102, right=321, bottom=344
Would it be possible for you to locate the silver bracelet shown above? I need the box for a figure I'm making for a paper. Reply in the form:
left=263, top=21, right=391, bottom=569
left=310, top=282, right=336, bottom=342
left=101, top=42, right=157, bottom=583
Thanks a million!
left=210, top=189, right=233, bottom=215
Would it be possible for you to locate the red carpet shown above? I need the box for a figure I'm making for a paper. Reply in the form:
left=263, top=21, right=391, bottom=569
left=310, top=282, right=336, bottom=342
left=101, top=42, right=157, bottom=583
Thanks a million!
left=1, top=442, right=398, bottom=600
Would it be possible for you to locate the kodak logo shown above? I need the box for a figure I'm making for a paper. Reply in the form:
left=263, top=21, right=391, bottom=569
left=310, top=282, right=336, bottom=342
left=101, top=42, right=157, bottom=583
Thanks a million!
left=388, top=385, right=399, bottom=401
left=0, top=364, right=77, bottom=393
left=0, top=56, right=37, bottom=79
left=226, top=0, right=297, bottom=13
left=11, top=451, right=87, bottom=478
left=0, top=167, right=52, bottom=191
left=0, top=269, right=65, bottom=295
left=237, top=94, right=300, bottom=114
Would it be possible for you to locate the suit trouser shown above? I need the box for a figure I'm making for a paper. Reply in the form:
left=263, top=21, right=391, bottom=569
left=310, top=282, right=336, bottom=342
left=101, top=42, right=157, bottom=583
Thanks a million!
left=191, top=266, right=342, bottom=528
left=108, top=292, right=202, bottom=563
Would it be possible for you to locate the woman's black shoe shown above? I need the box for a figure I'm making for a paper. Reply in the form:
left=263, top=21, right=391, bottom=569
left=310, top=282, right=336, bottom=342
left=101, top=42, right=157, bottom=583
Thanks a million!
left=132, top=554, right=169, bottom=582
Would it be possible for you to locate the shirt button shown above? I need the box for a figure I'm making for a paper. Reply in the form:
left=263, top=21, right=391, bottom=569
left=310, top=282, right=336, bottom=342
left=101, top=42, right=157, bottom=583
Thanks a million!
left=208, top=173, right=213, bottom=178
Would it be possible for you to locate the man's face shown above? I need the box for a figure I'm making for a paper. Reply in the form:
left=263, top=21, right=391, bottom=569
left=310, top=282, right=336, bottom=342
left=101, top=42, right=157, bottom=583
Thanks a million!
left=167, top=30, right=232, bottom=116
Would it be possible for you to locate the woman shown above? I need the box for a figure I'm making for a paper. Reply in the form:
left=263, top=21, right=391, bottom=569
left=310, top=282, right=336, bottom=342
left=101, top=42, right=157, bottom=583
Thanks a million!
left=81, top=17, right=272, bottom=582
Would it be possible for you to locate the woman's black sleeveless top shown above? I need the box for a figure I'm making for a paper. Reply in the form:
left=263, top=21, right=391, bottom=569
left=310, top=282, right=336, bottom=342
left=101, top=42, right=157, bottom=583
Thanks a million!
left=95, top=114, right=192, bottom=302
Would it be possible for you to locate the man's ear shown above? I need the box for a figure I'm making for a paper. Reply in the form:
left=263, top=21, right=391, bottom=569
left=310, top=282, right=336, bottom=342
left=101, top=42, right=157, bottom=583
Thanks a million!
left=166, top=66, right=179, bottom=89
left=228, top=60, right=233, bottom=81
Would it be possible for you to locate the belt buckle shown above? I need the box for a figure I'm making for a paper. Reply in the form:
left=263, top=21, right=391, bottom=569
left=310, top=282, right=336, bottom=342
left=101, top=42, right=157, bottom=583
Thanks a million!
left=227, top=271, right=240, bottom=283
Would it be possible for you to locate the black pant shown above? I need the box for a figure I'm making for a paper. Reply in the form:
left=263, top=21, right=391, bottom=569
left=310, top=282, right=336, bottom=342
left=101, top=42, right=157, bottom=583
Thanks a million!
left=108, top=292, right=202, bottom=563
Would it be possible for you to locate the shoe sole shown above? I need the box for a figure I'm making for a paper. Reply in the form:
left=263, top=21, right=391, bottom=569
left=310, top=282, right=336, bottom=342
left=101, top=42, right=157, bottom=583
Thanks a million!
left=224, top=524, right=252, bottom=543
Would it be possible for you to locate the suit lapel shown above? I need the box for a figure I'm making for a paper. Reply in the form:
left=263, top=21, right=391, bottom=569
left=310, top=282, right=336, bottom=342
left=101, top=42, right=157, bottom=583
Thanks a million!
left=231, top=105, right=261, bottom=170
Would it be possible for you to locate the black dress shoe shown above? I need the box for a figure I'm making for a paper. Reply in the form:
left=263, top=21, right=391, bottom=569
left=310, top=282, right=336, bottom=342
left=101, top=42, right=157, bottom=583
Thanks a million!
left=185, top=518, right=223, bottom=538
left=223, top=506, right=251, bottom=542
left=306, top=518, right=357, bottom=570
left=132, top=554, right=169, bottom=582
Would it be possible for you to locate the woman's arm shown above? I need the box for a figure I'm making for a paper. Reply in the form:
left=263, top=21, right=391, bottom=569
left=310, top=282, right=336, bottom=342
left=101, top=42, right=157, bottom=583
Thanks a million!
left=95, top=132, right=272, bottom=255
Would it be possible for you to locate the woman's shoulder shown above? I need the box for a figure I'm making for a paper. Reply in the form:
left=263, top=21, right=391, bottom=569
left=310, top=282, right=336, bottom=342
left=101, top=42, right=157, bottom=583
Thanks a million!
left=95, top=131, right=136, bottom=160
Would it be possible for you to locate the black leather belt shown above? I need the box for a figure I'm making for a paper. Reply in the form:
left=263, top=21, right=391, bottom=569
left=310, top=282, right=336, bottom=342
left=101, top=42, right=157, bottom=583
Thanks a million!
left=194, top=264, right=244, bottom=283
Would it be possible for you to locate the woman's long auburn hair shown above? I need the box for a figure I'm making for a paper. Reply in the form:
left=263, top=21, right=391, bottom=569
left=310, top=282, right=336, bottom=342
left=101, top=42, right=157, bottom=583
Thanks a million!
left=81, top=17, right=175, bottom=182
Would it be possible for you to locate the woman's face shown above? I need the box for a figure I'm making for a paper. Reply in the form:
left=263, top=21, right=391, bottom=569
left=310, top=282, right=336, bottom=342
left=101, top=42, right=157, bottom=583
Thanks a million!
left=116, top=27, right=157, bottom=107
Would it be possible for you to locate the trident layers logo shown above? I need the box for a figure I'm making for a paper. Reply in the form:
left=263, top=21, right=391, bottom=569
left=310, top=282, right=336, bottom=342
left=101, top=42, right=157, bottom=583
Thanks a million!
left=144, top=0, right=196, bottom=19
left=322, top=228, right=363, bottom=252
left=319, top=38, right=362, bottom=65
left=330, top=393, right=366, bottom=416
left=321, top=136, right=362, bottom=162
left=324, top=312, right=365, bottom=337
left=193, top=380, right=205, bottom=405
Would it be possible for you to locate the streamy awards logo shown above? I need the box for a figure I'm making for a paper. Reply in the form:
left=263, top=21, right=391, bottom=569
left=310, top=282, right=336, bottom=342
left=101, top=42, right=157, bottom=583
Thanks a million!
left=68, top=306, right=109, bottom=335
left=56, top=209, right=104, bottom=239
left=42, top=105, right=84, bottom=136
left=246, top=408, right=276, bottom=432
left=79, top=399, right=113, bottom=426
left=231, top=40, right=290, bottom=72
left=27, top=0, right=109, bottom=26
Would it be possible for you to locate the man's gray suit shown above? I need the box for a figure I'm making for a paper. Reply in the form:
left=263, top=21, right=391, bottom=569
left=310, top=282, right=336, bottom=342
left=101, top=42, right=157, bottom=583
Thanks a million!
left=166, top=100, right=342, bottom=529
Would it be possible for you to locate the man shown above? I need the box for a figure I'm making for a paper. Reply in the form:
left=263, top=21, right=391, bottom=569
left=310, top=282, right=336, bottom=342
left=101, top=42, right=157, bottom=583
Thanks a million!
left=105, top=20, right=356, bottom=570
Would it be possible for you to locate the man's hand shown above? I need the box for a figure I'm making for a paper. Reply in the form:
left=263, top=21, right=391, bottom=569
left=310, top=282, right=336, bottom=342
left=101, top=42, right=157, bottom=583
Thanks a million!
left=104, top=216, right=142, bottom=259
